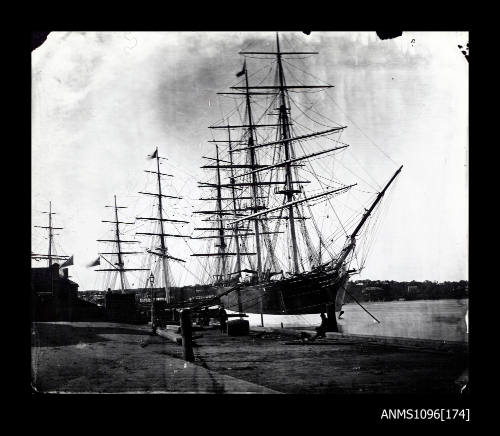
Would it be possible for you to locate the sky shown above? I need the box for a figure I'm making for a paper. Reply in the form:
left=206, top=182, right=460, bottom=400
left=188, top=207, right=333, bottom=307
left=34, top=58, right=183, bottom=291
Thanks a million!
left=31, top=31, right=469, bottom=290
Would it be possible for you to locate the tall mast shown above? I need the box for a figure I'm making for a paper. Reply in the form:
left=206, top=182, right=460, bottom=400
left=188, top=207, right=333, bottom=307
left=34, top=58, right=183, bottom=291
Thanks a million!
left=204, top=35, right=342, bottom=282
left=136, top=148, right=189, bottom=304
left=276, top=33, right=299, bottom=273
left=96, top=198, right=147, bottom=292
left=233, top=35, right=335, bottom=273
left=48, top=201, right=54, bottom=293
left=227, top=127, right=242, bottom=278
left=155, top=147, right=170, bottom=303
left=32, top=201, right=70, bottom=296
left=48, top=201, right=53, bottom=267
left=215, top=144, right=227, bottom=281
left=227, top=127, right=244, bottom=312
left=33, top=201, right=67, bottom=267
left=243, top=64, right=263, bottom=277
left=113, top=195, right=126, bottom=292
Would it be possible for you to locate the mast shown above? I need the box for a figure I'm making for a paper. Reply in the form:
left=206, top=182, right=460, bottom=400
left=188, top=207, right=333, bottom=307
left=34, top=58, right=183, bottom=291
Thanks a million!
left=48, top=201, right=53, bottom=267
left=48, top=202, right=54, bottom=295
left=136, top=148, right=189, bottom=304
left=276, top=33, right=299, bottom=273
left=154, top=147, right=170, bottom=303
left=227, top=127, right=242, bottom=279
left=32, top=201, right=70, bottom=296
left=96, top=197, right=148, bottom=292
left=33, top=201, right=68, bottom=266
left=192, top=143, right=259, bottom=275
left=215, top=144, right=227, bottom=282
left=243, top=64, right=263, bottom=277
left=113, top=195, right=126, bottom=292
left=230, top=34, right=336, bottom=274
left=227, top=127, right=244, bottom=311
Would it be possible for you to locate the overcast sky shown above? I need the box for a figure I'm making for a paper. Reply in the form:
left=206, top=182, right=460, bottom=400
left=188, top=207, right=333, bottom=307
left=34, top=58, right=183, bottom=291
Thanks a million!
left=31, top=31, right=468, bottom=290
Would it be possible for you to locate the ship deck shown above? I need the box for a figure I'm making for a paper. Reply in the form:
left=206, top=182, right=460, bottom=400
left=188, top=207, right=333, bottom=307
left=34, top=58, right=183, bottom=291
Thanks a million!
left=31, top=321, right=468, bottom=394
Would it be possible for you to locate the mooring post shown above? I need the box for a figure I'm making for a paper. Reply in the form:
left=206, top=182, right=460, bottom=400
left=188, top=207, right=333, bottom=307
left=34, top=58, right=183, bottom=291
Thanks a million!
left=260, top=295, right=264, bottom=327
left=326, top=303, right=338, bottom=332
left=180, top=309, right=194, bottom=362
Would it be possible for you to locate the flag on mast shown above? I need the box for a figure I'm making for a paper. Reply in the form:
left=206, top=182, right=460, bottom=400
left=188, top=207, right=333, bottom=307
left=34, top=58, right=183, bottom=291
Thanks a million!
left=60, top=255, right=74, bottom=268
left=236, top=60, right=246, bottom=77
left=148, top=149, right=158, bottom=159
left=87, top=257, right=101, bottom=267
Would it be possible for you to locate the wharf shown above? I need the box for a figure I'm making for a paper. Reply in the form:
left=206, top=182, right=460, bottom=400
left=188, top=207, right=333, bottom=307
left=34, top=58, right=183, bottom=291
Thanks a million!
left=31, top=321, right=468, bottom=394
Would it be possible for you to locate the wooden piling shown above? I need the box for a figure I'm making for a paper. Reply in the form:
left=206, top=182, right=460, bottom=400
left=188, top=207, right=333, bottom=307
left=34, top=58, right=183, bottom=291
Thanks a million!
left=326, top=303, right=338, bottom=332
left=180, top=309, right=194, bottom=362
left=260, top=295, right=264, bottom=327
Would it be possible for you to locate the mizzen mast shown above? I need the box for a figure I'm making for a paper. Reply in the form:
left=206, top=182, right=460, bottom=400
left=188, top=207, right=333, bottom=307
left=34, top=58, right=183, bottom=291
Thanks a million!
left=214, top=143, right=228, bottom=280
left=242, top=62, right=263, bottom=277
left=227, top=126, right=242, bottom=280
left=192, top=148, right=258, bottom=282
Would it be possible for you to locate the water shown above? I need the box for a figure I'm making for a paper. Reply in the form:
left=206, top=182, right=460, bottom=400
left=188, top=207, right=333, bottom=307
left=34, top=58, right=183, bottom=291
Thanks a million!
left=230, top=299, right=469, bottom=343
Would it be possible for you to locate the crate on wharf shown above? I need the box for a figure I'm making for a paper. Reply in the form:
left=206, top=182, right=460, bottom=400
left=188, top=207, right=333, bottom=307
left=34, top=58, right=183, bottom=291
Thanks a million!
left=227, top=319, right=250, bottom=336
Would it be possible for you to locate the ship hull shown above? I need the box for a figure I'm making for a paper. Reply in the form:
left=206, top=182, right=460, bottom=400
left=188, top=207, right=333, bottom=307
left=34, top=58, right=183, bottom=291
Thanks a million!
left=217, top=266, right=349, bottom=315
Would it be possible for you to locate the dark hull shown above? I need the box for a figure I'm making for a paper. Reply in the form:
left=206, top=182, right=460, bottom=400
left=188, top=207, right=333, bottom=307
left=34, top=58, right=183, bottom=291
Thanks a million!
left=217, top=266, right=349, bottom=315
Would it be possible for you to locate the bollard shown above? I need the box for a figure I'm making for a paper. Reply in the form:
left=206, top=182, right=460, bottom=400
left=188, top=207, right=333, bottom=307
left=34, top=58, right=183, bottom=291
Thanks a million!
left=326, top=303, right=338, bottom=332
left=180, top=309, right=194, bottom=362
left=260, top=295, right=264, bottom=327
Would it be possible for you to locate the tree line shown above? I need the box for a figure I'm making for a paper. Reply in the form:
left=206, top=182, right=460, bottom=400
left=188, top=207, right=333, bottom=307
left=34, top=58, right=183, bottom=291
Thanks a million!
left=345, top=280, right=468, bottom=303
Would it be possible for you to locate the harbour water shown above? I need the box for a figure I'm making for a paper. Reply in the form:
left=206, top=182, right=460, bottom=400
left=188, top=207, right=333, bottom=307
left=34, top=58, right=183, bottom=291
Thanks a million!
left=230, top=298, right=469, bottom=343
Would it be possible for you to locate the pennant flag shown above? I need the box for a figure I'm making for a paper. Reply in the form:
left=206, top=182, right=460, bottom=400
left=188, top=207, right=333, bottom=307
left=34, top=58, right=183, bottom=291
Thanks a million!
left=87, top=257, right=100, bottom=268
left=148, top=149, right=158, bottom=159
left=60, top=255, right=74, bottom=268
left=236, top=61, right=246, bottom=77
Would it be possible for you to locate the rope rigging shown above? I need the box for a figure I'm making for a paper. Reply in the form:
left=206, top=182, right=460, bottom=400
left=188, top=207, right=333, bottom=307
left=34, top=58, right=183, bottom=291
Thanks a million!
left=162, top=32, right=403, bottom=318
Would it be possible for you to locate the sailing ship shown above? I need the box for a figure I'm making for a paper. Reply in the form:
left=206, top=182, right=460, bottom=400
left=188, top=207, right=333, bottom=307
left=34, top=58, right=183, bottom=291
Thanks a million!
left=190, top=33, right=402, bottom=327
left=32, top=201, right=72, bottom=269
left=134, top=147, right=191, bottom=323
left=92, top=151, right=189, bottom=298
left=135, top=147, right=190, bottom=302
left=32, top=201, right=79, bottom=321
left=94, top=195, right=149, bottom=292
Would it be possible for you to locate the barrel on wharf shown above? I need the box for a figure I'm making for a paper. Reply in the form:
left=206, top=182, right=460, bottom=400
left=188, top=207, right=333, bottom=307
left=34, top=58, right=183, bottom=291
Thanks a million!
left=227, top=318, right=250, bottom=336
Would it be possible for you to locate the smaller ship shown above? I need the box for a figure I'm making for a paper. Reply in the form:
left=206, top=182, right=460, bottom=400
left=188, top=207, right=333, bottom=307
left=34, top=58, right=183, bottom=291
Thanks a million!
left=94, top=194, right=149, bottom=292
left=31, top=201, right=78, bottom=321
